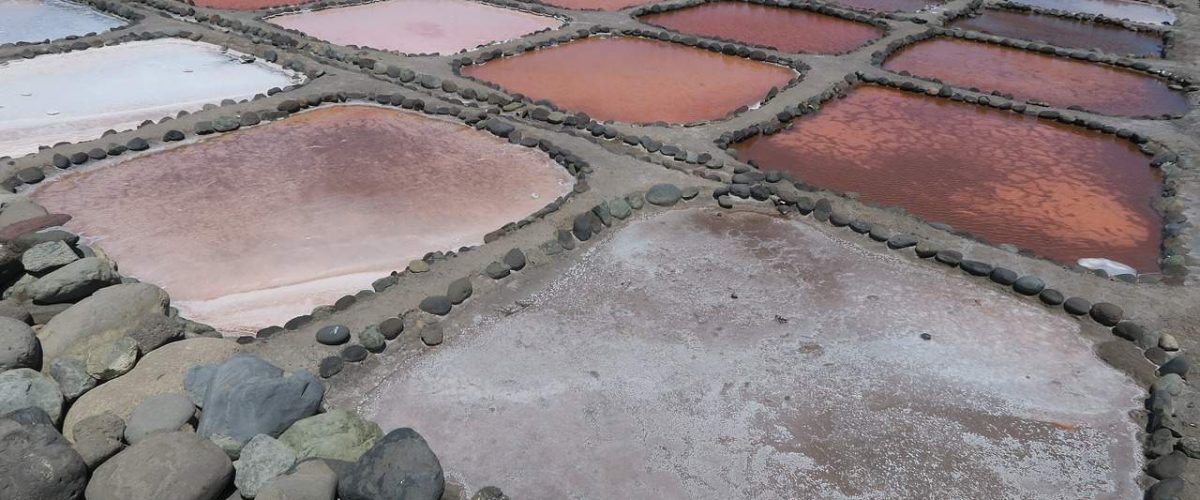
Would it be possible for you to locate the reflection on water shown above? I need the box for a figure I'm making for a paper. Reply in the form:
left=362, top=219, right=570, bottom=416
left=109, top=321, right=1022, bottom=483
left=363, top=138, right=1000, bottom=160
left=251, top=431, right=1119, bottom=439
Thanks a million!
left=31, top=106, right=574, bottom=333
left=884, top=38, right=1187, bottom=116
left=1009, top=0, right=1174, bottom=25
left=737, top=86, right=1161, bottom=271
left=641, top=1, right=883, bottom=54
left=462, top=36, right=795, bottom=123
left=950, top=8, right=1163, bottom=57
left=0, top=0, right=125, bottom=44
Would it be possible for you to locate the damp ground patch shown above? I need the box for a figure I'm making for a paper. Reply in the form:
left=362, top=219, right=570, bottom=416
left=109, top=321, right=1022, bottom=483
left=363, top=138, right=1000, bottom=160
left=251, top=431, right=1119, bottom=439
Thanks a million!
left=0, top=0, right=125, bottom=44
left=361, top=207, right=1144, bottom=499
left=883, top=37, right=1188, bottom=117
left=461, top=36, right=796, bottom=123
left=30, top=105, right=575, bottom=334
left=734, top=86, right=1162, bottom=272
left=1007, top=0, right=1175, bottom=25
left=0, top=38, right=299, bottom=158
left=268, top=0, right=562, bottom=55
left=949, top=8, right=1164, bottom=57
left=639, top=1, right=884, bottom=55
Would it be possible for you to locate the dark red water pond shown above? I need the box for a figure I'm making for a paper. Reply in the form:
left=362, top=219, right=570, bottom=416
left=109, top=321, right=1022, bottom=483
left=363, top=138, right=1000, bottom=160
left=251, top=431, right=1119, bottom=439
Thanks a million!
left=535, top=0, right=656, bottom=9
left=639, top=1, right=883, bottom=54
left=736, top=86, right=1162, bottom=271
left=827, top=0, right=942, bottom=12
left=461, top=36, right=796, bottom=123
left=884, top=37, right=1187, bottom=116
left=950, top=8, right=1164, bottom=57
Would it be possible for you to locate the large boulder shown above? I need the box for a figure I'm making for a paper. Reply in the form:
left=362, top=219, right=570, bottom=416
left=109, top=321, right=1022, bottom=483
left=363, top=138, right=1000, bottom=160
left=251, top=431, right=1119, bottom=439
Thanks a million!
left=86, top=431, right=233, bottom=500
left=234, top=434, right=297, bottom=498
left=257, top=459, right=338, bottom=500
left=28, top=257, right=120, bottom=304
left=124, top=393, right=195, bottom=444
left=279, top=409, right=383, bottom=462
left=0, top=407, right=88, bottom=500
left=338, top=428, right=444, bottom=500
left=0, top=367, right=63, bottom=424
left=72, top=412, right=126, bottom=469
left=191, top=355, right=324, bottom=454
left=63, top=338, right=240, bottom=441
left=21, top=240, right=79, bottom=273
left=0, top=315, right=40, bottom=370
left=39, top=283, right=170, bottom=363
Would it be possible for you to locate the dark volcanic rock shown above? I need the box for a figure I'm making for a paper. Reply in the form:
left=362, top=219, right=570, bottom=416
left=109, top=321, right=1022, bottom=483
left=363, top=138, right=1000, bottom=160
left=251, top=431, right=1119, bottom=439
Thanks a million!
left=447, top=277, right=473, bottom=305
left=1062, top=297, right=1091, bottom=316
left=1012, top=276, right=1045, bottom=296
left=0, top=408, right=87, bottom=500
left=503, top=248, right=526, bottom=271
left=338, top=428, right=444, bottom=500
left=1089, top=302, right=1123, bottom=326
left=316, top=325, right=350, bottom=345
left=419, top=296, right=451, bottom=316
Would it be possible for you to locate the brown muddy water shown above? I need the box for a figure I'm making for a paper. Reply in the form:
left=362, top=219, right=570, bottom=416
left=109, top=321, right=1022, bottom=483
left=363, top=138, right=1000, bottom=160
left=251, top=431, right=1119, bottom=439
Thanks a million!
left=461, top=36, right=796, bottom=123
left=736, top=86, right=1162, bottom=272
left=884, top=37, right=1188, bottom=116
left=363, top=208, right=1143, bottom=499
left=31, top=106, right=574, bottom=334
left=639, top=1, right=883, bottom=54
left=949, top=8, right=1164, bottom=57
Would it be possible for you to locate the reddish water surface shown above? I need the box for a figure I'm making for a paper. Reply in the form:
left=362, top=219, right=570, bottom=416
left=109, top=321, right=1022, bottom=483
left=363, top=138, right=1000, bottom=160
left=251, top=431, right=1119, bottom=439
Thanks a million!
left=32, top=106, right=573, bottom=333
left=1010, top=0, right=1175, bottom=25
left=827, top=0, right=941, bottom=12
left=269, top=0, right=561, bottom=55
left=884, top=38, right=1187, bottom=116
left=950, top=9, right=1164, bottom=56
left=737, top=86, right=1161, bottom=271
left=535, top=0, right=656, bottom=10
left=461, top=36, right=795, bottom=123
left=193, top=0, right=300, bottom=9
left=640, top=1, right=883, bottom=54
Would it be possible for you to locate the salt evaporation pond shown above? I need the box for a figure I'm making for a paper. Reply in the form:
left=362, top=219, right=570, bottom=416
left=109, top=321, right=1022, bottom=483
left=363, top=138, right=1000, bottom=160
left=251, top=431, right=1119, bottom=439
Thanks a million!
left=884, top=37, right=1188, bottom=116
left=0, top=39, right=299, bottom=158
left=640, top=1, right=883, bottom=54
left=535, top=0, right=656, bottom=10
left=736, top=86, right=1162, bottom=271
left=31, top=106, right=575, bottom=334
left=192, top=0, right=301, bottom=9
left=1009, top=0, right=1174, bottom=25
left=363, top=208, right=1144, bottom=499
left=269, top=0, right=562, bottom=55
left=0, top=0, right=125, bottom=44
left=950, top=8, right=1164, bottom=57
left=462, top=36, right=795, bottom=123
left=826, top=0, right=942, bottom=12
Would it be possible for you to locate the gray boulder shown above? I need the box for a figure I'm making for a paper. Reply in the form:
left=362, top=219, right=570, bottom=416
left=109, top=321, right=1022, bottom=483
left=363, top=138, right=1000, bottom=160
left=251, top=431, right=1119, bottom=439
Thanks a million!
left=191, top=355, right=324, bottom=453
left=85, top=335, right=139, bottom=381
left=39, top=283, right=170, bottom=363
left=0, top=315, right=40, bottom=370
left=278, top=409, right=383, bottom=462
left=124, top=393, right=195, bottom=444
left=49, top=357, right=95, bottom=401
left=257, top=459, right=338, bottom=500
left=29, top=257, right=120, bottom=304
left=0, top=407, right=88, bottom=500
left=338, top=428, right=444, bottom=500
left=234, top=434, right=297, bottom=498
left=72, top=412, right=125, bottom=469
left=86, top=431, right=233, bottom=500
left=21, top=240, right=79, bottom=273
left=0, top=367, right=63, bottom=423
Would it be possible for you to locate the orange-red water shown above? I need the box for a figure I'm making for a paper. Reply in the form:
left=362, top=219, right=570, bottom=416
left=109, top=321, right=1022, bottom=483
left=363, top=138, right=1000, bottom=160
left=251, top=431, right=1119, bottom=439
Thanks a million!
left=461, top=36, right=795, bottom=123
left=640, top=1, right=883, bottom=54
left=950, top=9, right=1163, bottom=57
left=884, top=38, right=1187, bottom=116
left=736, top=86, right=1161, bottom=271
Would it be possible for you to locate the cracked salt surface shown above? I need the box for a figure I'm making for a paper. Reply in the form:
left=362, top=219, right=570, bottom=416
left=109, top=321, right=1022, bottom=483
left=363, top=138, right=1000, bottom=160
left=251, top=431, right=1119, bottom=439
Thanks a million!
left=363, top=208, right=1143, bottom=499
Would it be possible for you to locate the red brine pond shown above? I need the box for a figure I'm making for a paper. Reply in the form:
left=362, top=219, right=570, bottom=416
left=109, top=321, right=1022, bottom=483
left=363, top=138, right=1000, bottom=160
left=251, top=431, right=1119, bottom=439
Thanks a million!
left=461, top=36, right=796, bottom=123
left=950, top=8, right=1164, bottom=57
left=268, top=0, right=562, bottom=55
left=640, top=1, right=883, bottom=54
left=31, top=106, right=574, bottom=334
left=885, top=38, right=1187, bottom=116
left=827, top=0, right=942, bottom=12
left=736, top=86, right=1162, bottom=271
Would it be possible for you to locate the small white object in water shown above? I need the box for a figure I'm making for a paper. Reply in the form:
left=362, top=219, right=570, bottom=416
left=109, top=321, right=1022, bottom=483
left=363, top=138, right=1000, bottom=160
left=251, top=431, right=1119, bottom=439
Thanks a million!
left=1078, top=258, right=1136, bottom=277
left=530, top=193, right=540, bottom=199
left=46, top=111, right=59, bottom=116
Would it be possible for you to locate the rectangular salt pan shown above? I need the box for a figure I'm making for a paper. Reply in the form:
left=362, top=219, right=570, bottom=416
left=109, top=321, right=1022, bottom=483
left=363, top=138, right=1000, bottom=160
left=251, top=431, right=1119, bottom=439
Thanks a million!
left=1009, top=0, right=1175, bottom=25
left=0, top=39, right=301, bottom=158
left=0, top=0, right=125, bottom=45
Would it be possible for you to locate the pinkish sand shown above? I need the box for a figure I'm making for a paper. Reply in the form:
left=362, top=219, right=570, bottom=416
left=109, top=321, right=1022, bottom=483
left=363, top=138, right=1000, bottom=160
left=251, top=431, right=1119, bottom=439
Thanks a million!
left=268, top=0, right=562, bottom=55
left=31, top=106, right=574, bottom=334
left=362, top=208, right=1144, bottom=499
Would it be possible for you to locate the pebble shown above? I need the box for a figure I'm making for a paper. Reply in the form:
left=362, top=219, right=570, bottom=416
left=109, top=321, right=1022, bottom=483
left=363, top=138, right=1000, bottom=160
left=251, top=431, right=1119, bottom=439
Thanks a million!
left=1089, top=302, right=1123, bottom=326
left=378, top=318, right=404, bottom=340
left=1159, top=333, right=1179, bottom=351
left=1062, top=297, right=1090, bottom=316
left=1011, top=276, right=1044, bottom=295
left=447, top=277, right=473, bottom=305
left=485, top=262, right=510, bottom=280
left=408, top=260, right=429, bottom=273
left=341, top=345, right=369, bottom=363
left=319, top=356, right=344, bottom=378
left=503, top=248, right=526, bottom=271
left=359, top=327, right=385, bottom=353
left=645, top=184, right=682, bottom=206
left=418, top=296, right=452, bottom=316
left=315, top=325, right=350, bottom=346
left=1038, top=289, right=1064, bottom=306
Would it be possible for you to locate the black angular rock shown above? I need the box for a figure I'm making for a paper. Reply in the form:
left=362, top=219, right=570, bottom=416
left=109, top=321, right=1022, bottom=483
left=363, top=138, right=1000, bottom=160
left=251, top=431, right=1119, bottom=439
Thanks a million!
left=338, top=428, right=445, bottom=500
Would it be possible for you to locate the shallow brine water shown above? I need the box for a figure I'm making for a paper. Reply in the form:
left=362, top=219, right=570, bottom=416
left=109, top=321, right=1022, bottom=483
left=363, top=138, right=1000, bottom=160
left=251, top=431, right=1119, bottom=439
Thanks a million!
left=949, top=8, right=1164, bottom=56
left=461, top=36, right=796, bottom=123
left=0, top=0, right=125, bottom=44
left=534, top=0, right=657, bottom=10
left=269, top=0, right=562, bottom=55
left=884, top=37, right=1187, bottom=117
left=825, top=0, right=942, bottom=12
left=640, top=1, right=883, bottom=54
left=1008, top=0, right=1174, bottom=25
left=31, top=106, right=574, bottom=334
left=363, top=208, right=1143, bottom=499
left=736, top=86, right=1161, bottom=271
left=0, top=39, right=299, bottom=158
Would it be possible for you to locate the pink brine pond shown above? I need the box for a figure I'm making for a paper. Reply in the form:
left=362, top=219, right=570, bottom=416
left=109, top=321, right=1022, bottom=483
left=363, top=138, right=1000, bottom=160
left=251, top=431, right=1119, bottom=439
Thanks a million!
left=268, top=0, right=562, bottom=55
left=31, top=106, right=574, bottom=334
left=640, top=1, right=883, bottom=54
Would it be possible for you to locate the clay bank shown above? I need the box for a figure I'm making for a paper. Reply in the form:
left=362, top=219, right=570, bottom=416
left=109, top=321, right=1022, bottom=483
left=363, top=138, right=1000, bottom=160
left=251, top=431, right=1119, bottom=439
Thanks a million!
left=640, top=1, right=884, bottom=55
left=268, top=0, right=562, bottom=55
left=0, top=39, right=300, bottom=158
left=362, top=208, right=1144, bottom=498
left=461, top=36, right=796, bottom=123
left=735, top=86, right=1162, bottom=272
left=30, top=105, right=575, bottom=334
left=0, top=0, right=125, bottom=44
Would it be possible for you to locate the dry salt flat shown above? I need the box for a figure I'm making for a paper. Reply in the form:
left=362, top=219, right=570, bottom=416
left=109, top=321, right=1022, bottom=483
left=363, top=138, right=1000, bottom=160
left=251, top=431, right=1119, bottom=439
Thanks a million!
left=0, top=0, right=125, bottom=44
left=0, top=38, right=299, bottom=158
